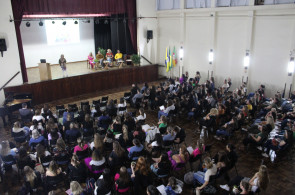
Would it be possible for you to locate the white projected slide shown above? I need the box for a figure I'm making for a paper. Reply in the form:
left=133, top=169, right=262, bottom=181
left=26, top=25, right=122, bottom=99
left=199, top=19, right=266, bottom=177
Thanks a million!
left=45, top=20, right=80, bottom=45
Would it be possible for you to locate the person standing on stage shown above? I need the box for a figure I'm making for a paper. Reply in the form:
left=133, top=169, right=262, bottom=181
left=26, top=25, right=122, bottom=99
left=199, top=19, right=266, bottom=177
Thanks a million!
left=59, top=54, right=68, bottom=77
left=106, top=49, right=113, bottom=67
left=115, top=50, right=123, bottom=66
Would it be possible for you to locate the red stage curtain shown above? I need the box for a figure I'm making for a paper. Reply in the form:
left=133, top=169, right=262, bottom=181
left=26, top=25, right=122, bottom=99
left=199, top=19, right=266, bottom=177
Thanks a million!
left=11, top=0, right=137, bottom=83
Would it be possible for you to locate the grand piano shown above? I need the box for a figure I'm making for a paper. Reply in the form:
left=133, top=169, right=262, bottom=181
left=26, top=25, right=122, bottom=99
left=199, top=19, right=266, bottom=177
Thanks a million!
left=0, top=92, right=33, bottom=126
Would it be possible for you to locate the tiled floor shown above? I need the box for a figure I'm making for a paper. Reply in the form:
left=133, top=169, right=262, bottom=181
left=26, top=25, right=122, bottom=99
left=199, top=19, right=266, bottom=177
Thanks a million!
left=0, top=80, right=294, bottom=194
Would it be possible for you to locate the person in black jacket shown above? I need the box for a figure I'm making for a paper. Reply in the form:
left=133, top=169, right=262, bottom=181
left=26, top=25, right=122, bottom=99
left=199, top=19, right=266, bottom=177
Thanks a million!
left=23, top=166, right=42, bottom=193
left=150, top=153, right=171, bottom=177
left=67, top=154, right=87, bottom=183
left=95, top=168, right=113, bottom=195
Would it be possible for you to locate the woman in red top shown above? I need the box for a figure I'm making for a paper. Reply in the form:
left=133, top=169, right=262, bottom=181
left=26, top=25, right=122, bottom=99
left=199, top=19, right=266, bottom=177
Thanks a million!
left=106, top=49, right=113, bottom=66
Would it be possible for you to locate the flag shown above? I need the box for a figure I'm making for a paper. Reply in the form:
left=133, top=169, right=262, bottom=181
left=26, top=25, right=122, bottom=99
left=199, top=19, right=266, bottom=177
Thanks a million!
left=169, top=47, right=172, bottom=70
left=173, top=46, right=177, bottom=67
left=165, top=47, right=170, bottom=72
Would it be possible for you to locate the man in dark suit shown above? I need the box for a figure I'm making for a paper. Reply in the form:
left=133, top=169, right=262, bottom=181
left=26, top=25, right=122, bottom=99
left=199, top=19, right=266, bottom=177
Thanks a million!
left=19, top=103, right=34, bottom=122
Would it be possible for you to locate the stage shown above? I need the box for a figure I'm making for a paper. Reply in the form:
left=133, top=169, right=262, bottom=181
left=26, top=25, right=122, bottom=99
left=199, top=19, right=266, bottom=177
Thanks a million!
left=27, top=61, right=125, bottom=83
left=5, top=65, right=159, bottom=105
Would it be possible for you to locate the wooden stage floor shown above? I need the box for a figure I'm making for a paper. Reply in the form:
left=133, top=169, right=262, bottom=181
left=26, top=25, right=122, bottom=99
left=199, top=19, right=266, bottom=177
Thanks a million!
left=26, top=61, right=123, bottom=83
left=0, top=80, right=294, bottom=194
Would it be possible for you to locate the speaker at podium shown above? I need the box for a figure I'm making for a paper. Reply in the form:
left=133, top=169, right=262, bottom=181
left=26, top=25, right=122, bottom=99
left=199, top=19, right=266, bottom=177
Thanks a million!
left=38, top=59, right=52, bottom=81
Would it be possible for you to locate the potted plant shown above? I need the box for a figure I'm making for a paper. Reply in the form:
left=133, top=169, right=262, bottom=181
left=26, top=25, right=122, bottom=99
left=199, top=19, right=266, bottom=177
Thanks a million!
left=131, top=54, right=141, bottom=66
left=98, top=47, right=106, bottom=57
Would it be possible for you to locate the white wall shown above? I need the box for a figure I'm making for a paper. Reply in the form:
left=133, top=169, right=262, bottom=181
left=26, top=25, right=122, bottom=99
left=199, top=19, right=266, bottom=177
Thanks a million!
left=0, top=0, right=23, bottom=103
left=21, top=19, right=95, bottom=67
left=147, top=4, right=295, bottom=97
left=137, top=0, right=158, bottom=66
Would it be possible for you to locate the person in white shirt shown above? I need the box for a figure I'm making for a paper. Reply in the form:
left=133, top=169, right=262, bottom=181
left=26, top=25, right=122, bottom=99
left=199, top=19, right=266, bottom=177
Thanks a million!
left=193, top=157, right=217, bottom=191
left=158, top=100, right=175, bottom=119
left=222, top=79, right=229, bottom=91
left=89, top=149, right=105, bottom=166
left=135, top=108, right=146, bottom=122
left=32, top=109, right=45, bottom=123
left=117, top=98, right=127, bottom=116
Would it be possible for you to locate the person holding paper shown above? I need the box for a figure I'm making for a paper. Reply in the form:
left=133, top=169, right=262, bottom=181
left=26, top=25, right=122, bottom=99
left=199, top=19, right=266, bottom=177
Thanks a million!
left=158, top=100, right=175, bottom=119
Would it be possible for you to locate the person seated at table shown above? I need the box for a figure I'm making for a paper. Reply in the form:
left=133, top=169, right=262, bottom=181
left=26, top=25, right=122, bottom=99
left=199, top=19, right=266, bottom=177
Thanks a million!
left=95, top=50, right=104, bottom=67
left=115, top=50, right=123, bottom=65
left=88, top=52, right=95, bottom=69
left=106, top=49, right=113, bottom=66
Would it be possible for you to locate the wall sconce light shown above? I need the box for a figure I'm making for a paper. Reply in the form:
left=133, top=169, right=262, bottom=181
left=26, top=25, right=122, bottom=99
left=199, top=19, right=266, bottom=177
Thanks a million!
left=244, top=50, right=250, bottom=69
left=209, top=49, right=213, bottom=64
left=288, top=57, right=295, bottom=76
left=179, top=46, right=184, bottom=60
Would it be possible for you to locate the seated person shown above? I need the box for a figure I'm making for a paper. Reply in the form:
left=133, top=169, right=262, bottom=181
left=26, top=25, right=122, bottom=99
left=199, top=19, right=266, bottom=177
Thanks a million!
left=123, top=113, right=136, bottom=132
left=23, top=166, right=42, bottom=193
left=262, top=130, right=292, bottom=158
left=90, top=133, right=104, bottom=152
left=29, top=130, right=46, bottom=148
left=95, top=168, right=113, bottom=195
left=81, top=114, right=94, bottom=137
left=158, top=115, right=168, bottom=134
left=173, top=125, right=186, bottom=144
left=150, top=153, right=171, bottom=177
left=97, top=111, right=111, bottom=130
left=163, top=126, right=176, bottom=142
left=165, top=176, right=183, bottom=195
left=104, top=130, right=115, bottom=151
left=69, top=181, right=85, bottom=195
left=45, top=160, right=63, bottom=177
left=135, top=108, right=146, bottom=124
left=115, top=50, right=123, bottom=65
left=32, top=109, right=45, bottom=124
left=118, top=125, right=133, bottom=148
left=12, top=121, right=30, bottom=138
left=166, top=145, right=189, bottom=170
left=214, top=117, right=238, bottom=140
left=191, top=140, right=205, bottom=158
left=117, top=98, right=127, bottom=116
left=110, top=116, right=122, bottom=135
left=30, top=120, right=44, bottom=135
left=108, top=141, right=127, bottom=168
left=85, top=149, right=106, bottom=174
left=114, top=166, right=132, bottom=194
left=95, top=50, right=104, bottom=67
left=19, top=103, right=34, bottom=121
left=220, top=165, right=269, bottom=193
left=88, top=52, right=95, bottom=69
left=67, top=155, right=87, bottom=183
left=193, top=157, right=217, bottom=191
left=128, top=138, right=144, bottom=160
left=130, top=157, right=153, bottom=194
left=147, top=133, right=163, bottom=157
left=17, top=147, right=35, bottom=169
left=73, top=137, right=88, bottom=154
left=106, top=49, right=113, bottom=66
left=65, top=123, right=81, bottom=143
left=158, top=100, right=175, bottom=119
left=241, top=125, right=268, bottom=150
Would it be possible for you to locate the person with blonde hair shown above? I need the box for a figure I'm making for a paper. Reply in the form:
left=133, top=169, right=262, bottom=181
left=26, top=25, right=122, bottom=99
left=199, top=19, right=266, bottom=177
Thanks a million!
left=90, top=133, right=104, bottom=151
left=12, top=121, right=30, bottom=137
left=220, top=165, right=269, bottom=193
left=106, top=49, right=113, bottom=66
left=88, top=52, right=95, bottom=69
left=193, top=157, right=217, bottom=191
left=70, top=181, right=84, bottom=195
left=23, top=166, right=42, bottom=193
left=29, top=129, right=45, bottom=148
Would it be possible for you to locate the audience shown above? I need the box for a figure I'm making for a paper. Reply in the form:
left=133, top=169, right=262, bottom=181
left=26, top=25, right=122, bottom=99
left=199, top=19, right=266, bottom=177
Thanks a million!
left=3, top=76, right=289, bottom=195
